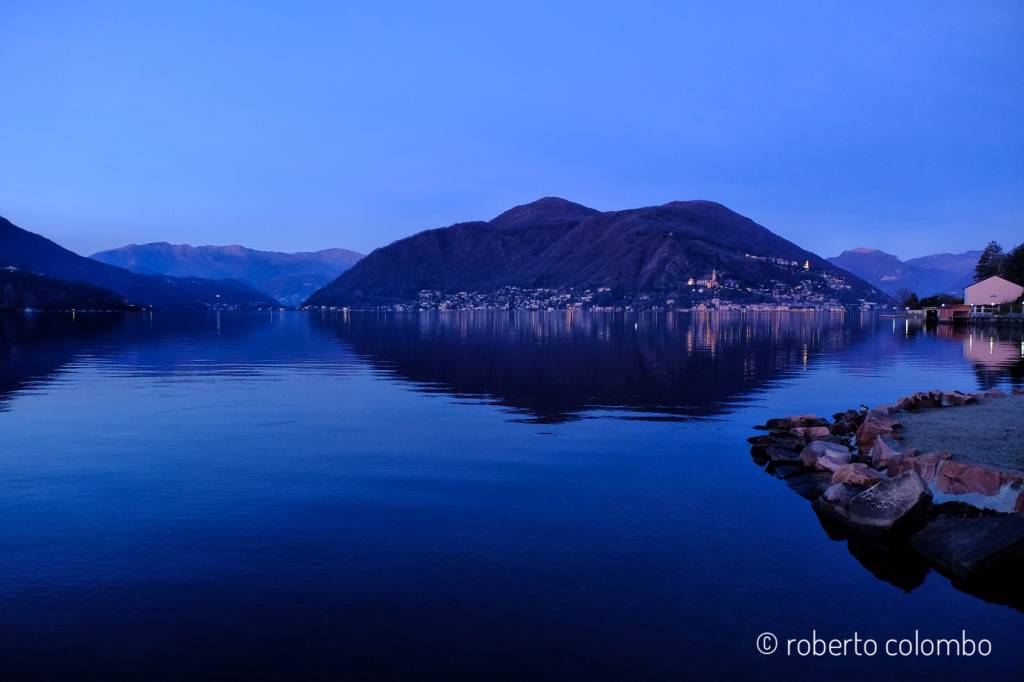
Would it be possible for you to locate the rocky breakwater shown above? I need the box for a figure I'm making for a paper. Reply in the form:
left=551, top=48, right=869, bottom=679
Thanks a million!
left=748, top=388, right=1024, bottom=589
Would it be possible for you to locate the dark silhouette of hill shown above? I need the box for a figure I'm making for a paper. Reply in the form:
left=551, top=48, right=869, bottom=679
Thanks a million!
left=306, top=198, right=885, bottom=307
left=91, top=242, right=361, bottom=306
left=1, top=268, right=129, bottom=310
left=0, top=216, right=279, bottom=309
left=0, top=311, right=358, bottom=412
left=312, top=310, right=869, bottom=423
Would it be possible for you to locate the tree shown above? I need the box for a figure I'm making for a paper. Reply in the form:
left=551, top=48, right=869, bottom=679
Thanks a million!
left=898, top=290, right=919, bottom=309
left=919, top=293, right=961, bottom=308
left=974, top=241, right=1005, bottom=281
left=999, top=242, right=1024, bottom=285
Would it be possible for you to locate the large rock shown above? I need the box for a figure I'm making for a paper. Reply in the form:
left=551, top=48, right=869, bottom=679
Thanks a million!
left=869, top=436, right=903, bottom=469
left=816, top=451, right=852, bottom=473
left=764, top=446, right=803, bottom=465
left=942, top=390, right=975, bottom=407
left=833, top=409, right=862, bottom=422
left=830, top=420, right=855, bottom=436
left=934, top=460, right=1023, bottom=497
left=786, top=471, right=834, bottom=500
left=766, top=432, right=805, bottom=451
left=894, top=396, right=913, bottom=411
left=811, top=426, right=833, bottom=440
left=800, top=439, right=850, bottom=459
left=799, top=440, right=852, bottom=472
left=910, top=515, right=1024, bottom=579
left=888, top=451, right=952, bottom=484
left=823, top=483, right=859, bottom=507
left=765, top=415, right=828, bottom=430
left=846, top=471, right=932, bottom=532
left=856, top=410, right=902, bottom=453
left=832, top=463, right=886, bottom=487
left=896, top=390, right=945, bottom=410
left=830, top=410, right=863, bottom=436
left=813, top=483, right=863, bottom=522
left=795, top=426, right=831, bottom=441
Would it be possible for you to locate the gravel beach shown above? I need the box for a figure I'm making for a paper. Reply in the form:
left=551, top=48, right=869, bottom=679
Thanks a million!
left=898, top=395, right=1024, bottom=471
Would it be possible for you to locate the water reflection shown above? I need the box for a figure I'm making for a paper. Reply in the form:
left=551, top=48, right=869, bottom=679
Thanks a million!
left=752, top=319, right=1024, bottom=611
left=314, top=310, right=870, bottom=422
left=0, top=311, right=356, bottom=411
left=4, top=312, right=1022, bottom=421
left=2, top=310, right=1024, bottom=679
left=0, top=313, right=121, bottom=410
left=906, top=320, right=1024, bottom=388
left=813, top=508, right=1024, bottom=611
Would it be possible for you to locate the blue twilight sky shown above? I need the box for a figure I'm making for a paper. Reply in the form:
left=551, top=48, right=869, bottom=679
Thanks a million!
left=1, top=1, right=1021, bottom=259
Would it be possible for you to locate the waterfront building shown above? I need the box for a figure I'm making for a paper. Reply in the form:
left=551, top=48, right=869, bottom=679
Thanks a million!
left=964, top=275, right=1023, bottom=306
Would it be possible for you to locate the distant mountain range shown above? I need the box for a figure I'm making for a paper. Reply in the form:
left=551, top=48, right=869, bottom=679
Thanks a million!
left=827, top=248, right=981, bottom=298
left=91, top=243, right=362, bottom=307
left=306, top=197, right=888, bottom=308
left=0, top=216, right=278, bottom=309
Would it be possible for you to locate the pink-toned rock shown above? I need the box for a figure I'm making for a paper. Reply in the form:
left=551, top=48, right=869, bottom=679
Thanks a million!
left=996, top=467, right=1022, bottom=487
left=768, top=415, right=828, bottom=430
left=816, top=450, right=853, bottom=473
left=856, top=410, right=902, bottom=452
left=846, top=471, right=932, bottom=532
left=823, top=483, right=858, bottom=507
left=888, top=451, right=952, bottom=484
left=981, top=389, right=1007, bottom=399
left=895, top=395, right=918, bottom=411
left=830, top=420, right=855, bottom=436
left=934, top=460, right=1022, bottom=497
left=800, top=440, right=852, bottom=470
left=790, top=424, right=833, bottom=441
left=896, top=391, right=944, bottom=411
left=1012, top=387, right=1024, bottom=396
left=805, top=426, right=831, bottom=441
left=942, top=390, right=975, bottom=406
left=832, top=463, right=886, bottom=487
left=869, top=436, right=902, bottom=469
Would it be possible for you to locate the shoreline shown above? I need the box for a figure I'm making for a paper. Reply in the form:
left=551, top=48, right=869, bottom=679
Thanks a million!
left=749, top=389, right=1024, bottom=602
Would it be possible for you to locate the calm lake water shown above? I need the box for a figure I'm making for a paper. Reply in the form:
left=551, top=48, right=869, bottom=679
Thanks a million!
left=1, top=311, right=1022, bottom=681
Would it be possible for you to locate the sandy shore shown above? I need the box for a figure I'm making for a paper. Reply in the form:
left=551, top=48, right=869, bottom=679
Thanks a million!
left=898, top=395, right=1024, bottom=471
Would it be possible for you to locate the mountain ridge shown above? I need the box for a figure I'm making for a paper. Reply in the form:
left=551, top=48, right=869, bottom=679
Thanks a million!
left=828, top=247, right=981, bottom=298
left=307, top=198, right=888, bottom=308
left=0, top=217, right=278, bottom=309
left=91, top=242, right=362, bottom=306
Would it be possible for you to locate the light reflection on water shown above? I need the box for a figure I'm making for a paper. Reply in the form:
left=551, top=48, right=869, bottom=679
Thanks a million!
left=0, top=311, right=1021, bottom=681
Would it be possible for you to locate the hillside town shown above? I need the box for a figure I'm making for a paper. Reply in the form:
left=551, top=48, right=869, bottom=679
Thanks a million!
left=309, top=259, right=887, bottom=312
left=403, top=284, right=876, bottom=313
